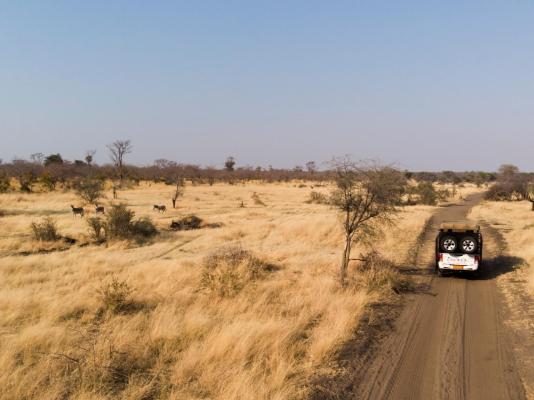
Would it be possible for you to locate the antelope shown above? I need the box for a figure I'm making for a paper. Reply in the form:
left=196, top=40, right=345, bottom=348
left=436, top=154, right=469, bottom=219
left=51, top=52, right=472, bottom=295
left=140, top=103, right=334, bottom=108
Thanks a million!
left=71, top=205, right=85, bottom=217
left=153, top=205, right=166, bottom=213
left=95, top=205, right=105, bottom=214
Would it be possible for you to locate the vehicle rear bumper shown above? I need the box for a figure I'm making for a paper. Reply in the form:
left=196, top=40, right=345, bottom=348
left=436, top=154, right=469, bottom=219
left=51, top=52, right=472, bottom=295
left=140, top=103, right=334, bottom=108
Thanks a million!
left=438, top=261, right=479, bottom=271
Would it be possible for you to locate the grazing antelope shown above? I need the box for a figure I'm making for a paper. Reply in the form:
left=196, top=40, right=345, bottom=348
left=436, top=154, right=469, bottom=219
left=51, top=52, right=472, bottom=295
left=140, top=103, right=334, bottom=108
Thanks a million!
left=71, top=205, right=85, bottom=217
left=153, top=205, right=166, bottom=213
left=95, top=205, right=105, bottom=214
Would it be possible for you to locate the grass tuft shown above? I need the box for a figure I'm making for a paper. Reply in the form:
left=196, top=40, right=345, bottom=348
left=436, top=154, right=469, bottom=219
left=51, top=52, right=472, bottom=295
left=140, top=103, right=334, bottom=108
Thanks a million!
left=30, top=217, right=60, bottom=241
left=200, top=246, right=278, bottom=297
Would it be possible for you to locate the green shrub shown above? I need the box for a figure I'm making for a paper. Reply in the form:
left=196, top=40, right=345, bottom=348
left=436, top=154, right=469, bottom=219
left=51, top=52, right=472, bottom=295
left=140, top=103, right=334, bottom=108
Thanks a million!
left=31, top=217, right=60, bottom=241
left=200, top=246, right=277, bottom=297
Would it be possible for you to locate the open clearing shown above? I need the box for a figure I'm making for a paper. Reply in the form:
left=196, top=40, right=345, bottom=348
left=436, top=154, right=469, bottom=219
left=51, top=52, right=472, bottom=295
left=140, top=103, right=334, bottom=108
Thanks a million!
left=0, top=181, right=434, bottom=399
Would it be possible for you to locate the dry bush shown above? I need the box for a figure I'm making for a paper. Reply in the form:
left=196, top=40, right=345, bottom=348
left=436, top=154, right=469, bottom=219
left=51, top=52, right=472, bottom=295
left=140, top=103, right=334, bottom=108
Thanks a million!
left=352, top=251, right=410, bottom=294
left=97, top=276, right=134, bottom=314
left=75, top=178, right=105, bottom=205
left=31, top=217, right=60, bottom=241
left=305, top=190, right=329, bottom=204
left=105, top=204, right=135, bottom=239
left=200, top=246, right=278, bottom=297
left=44, top=326, right=159, bottom=397
left=132, top=217, right=158, bottom=238
left=170, top=215, right=203, bottom=230
left=485, top=182, right=527, bottom=201
left=251, top=192, right=266, bottom=206
left=105, top=204, right=157, bottom=242
left=87, top=217, right=106, bottom=241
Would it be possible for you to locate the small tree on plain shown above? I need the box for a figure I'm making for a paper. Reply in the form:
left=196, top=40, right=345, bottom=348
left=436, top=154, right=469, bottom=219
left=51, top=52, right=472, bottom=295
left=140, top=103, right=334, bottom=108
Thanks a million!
left=306, top=161, right=317, bottom=174
left=224, top=156, right=236, bottom=172
left=330, top=158, right=405, bottom=286
left=107, top=140, right=132, bottom=184
left=85, top=149, right=96, bottom=166
left=30, top=153, right=45, bottom=165
left=498, top=164, right=519, bottom=180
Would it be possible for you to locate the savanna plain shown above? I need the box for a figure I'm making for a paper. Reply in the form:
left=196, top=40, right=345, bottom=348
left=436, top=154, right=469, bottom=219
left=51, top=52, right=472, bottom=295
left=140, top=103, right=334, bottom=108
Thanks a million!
left=1, top=181, right=532, bottom=400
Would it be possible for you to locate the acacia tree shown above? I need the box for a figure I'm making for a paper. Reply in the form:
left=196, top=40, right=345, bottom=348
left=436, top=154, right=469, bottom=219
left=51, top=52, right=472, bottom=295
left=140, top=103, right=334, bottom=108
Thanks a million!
left=107, top=140, right=132, bottom=184
left=224, top=156, right=236, bottom=172
left=85, top=149, right=96, bottom=166
left=330, top=158, right=405, bottom=286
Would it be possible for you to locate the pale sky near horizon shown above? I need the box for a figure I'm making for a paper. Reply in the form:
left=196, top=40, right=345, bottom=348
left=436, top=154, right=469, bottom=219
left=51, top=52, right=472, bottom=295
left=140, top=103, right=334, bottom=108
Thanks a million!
left=1, top=1, right=533, bottom=171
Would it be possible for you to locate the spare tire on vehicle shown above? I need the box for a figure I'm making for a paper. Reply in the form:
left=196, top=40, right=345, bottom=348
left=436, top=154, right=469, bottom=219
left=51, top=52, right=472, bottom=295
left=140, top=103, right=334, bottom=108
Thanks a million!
left=440, top=235, right=457, bottom=252
left=460, top=235, right=478, bottom=254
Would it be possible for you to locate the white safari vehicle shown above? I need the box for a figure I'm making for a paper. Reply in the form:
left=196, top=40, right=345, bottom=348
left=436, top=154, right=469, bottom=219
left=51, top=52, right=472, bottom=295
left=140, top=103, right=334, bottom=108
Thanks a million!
left=435, top=222, right=483, bottom=276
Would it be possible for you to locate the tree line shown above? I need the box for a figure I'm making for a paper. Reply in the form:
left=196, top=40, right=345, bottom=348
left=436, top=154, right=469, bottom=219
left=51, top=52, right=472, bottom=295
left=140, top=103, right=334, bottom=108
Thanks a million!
left=0, top=139, right=527, bottom=194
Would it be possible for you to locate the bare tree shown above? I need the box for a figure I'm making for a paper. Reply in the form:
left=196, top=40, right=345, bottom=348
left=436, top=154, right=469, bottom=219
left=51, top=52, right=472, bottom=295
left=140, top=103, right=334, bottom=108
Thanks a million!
left=30, top=153, right=45, bottom=165
left=498, top=164, right=519, bottom=180
left=330, top=158, right=405, bottom=286
left=107, top=140, right=132, bottom=184
left=306, top=161, right=317, bottom=174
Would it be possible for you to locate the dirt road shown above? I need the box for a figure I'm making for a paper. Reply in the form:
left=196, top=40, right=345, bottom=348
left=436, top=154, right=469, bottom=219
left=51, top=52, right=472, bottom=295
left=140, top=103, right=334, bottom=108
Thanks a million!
left=313, top=193, right=528, bottom=399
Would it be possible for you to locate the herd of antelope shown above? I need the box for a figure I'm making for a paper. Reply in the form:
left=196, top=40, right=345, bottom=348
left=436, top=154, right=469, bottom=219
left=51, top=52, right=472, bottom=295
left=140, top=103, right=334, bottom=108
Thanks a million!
left=70, top=205, right=104, bottom=217
left=70, top=204, right=167, bottom=217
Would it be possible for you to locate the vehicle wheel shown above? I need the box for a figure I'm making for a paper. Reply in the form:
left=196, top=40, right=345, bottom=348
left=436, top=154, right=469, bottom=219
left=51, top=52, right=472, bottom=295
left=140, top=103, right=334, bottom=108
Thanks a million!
left=439, top=235, right=457, bottom=252
left=460, top=235, right=478, bottom=254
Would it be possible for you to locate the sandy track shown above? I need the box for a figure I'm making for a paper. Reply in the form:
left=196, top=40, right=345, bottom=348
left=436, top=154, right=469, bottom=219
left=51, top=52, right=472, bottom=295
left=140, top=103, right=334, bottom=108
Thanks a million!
left=333, top=193, right=527, bottom=399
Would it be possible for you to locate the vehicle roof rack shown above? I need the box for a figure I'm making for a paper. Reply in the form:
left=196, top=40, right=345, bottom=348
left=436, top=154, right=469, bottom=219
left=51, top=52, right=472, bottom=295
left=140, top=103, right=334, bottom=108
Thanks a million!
left=439, top=222, right=480, bottom=232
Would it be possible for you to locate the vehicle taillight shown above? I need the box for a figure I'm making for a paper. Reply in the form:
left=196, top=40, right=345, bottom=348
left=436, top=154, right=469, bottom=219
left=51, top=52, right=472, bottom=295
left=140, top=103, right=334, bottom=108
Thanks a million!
left=474, top=255, right=480, bottom=263
left=437, top=253, right=443, bottom=261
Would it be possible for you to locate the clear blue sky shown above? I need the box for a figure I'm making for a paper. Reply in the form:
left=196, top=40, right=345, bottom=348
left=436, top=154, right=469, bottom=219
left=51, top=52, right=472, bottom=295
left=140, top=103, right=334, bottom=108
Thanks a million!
left=1, top=1, right=533, bottom=171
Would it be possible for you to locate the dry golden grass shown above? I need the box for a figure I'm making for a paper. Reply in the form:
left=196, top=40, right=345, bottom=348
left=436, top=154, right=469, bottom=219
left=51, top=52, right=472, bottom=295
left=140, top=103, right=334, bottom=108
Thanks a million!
left=0, top=181, right=434, bottom=399
left=470, top=200, right=534, bottom=293
left=436, top=182, right=482, bottom=201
